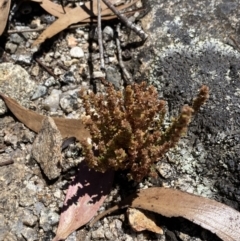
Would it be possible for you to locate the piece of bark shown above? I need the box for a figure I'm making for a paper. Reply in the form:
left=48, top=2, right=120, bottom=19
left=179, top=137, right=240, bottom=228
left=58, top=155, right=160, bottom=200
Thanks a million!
left=32, top=117, right=62, bottom=179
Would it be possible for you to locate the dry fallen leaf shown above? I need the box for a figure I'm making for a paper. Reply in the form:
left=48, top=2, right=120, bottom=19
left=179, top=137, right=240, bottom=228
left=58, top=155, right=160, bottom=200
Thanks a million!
left=32, top=0, right=138, bottom=46
left=52, top=161, right=114, bottom=241
left=0, top=0, right=11, bottom=35
left=0, top=93, right=90, bottom=142
left=90, top=187, right=240, bottom=241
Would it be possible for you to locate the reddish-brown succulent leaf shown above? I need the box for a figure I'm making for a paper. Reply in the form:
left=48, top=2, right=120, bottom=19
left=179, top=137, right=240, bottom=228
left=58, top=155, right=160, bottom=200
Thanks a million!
left=90, top=187, right=240, bottom=241
left=0, top=0, right=11, bottom=35
left=52, top=161, right=114, bottom=241
left=0, top=93, right=90, bottom=142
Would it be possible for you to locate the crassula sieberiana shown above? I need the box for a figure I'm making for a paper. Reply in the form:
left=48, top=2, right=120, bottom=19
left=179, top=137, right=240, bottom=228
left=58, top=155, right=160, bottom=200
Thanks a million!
left=79, top=82, right=209, bottom=182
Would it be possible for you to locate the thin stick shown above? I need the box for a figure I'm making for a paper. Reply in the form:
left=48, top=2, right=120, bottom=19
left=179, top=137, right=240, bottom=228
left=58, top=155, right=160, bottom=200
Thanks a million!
left=229, top=35, right=240, bottom=52
left=116, top=24, right=132, bottom=84
left=101, top=0, right=148, bottom=41
left=0, top=160, right=14, bottom=166
left=89, top=202, right=129, bottom=227
left=7, top=9, right=144, bottom=35
left=8, top=27, right=45, bottom=34
left=34, top=58, right=56, bottom=78
left=97, top=0, right=105, bottom=70
left=57, top=61, right=69, bottom=71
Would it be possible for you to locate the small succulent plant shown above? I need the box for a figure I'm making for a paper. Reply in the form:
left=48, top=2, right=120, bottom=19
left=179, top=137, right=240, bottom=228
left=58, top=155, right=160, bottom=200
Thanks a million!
left=80, top=82, right=209, bottom=182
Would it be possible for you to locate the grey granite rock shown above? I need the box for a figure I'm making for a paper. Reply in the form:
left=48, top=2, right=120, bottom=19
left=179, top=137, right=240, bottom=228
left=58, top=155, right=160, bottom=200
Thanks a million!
left=0, top=63, right=36, bottom=114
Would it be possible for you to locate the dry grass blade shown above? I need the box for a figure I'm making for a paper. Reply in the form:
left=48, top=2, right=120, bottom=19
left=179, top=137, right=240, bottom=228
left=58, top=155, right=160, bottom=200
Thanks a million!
left=33, top=0, right=138, bottom=46
left=0, top=0, right=11, bottom=35
left=90, top=187, right=240, bottom=241
left=0, top=93, right=90, bottom=143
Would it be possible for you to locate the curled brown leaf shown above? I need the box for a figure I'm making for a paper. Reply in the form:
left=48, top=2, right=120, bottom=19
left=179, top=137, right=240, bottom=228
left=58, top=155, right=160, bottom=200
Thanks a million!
left=33, top=0, right=138, bottom=46
left=90, top=187, right=240, bottom=241
left=0, top=0, right=11, bottom=35
left=0, top=93, right=90, bottom=142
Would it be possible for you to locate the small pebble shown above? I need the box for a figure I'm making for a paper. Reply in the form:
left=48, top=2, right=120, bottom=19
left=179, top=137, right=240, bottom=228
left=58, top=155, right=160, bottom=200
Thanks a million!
left=104, top=229, right=114, bottom=240
left=40, top=209, right=59, bottom=231
left=44, top=53, right=53, bottom=63
left=9, top=33, right=24, bottom=44
left=61, top=71, right=76, bottom=84
left=42, top=89, right=61, bottom=112
left=31, top=65, right=40, bottom=76
left=5, top=42, right=18, bottom=54
left=156, top=162, right=173, bottom=178
left=70, top=47, right=84, bottom=58
left=103, top=26, right=114, bottom=41
left=93, top=71, right=105, bottom=78
left=31, top=85, right=47, bottom=100
left=40, top=14, right=56, bottom=24
left=54, top=67, right=63, bottom=75
left=44, top=76, right=58, bottom=87
left=11, top=54, right=32, bottom=65
left=22, top=209, right=38, bottom=227
left=91, top=226, right=105, bottom=239
left=67, top=35, right=78, bottom=47
left=34, top=202, right=45, bottom=216
left=21, top=227, right=38, bottom=241
left=59, top=90, right=79, bottom=113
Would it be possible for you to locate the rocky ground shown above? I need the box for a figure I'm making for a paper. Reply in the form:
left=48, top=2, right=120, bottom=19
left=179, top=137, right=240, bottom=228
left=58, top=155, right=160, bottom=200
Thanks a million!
left=0, top=0, right=240, bottom=240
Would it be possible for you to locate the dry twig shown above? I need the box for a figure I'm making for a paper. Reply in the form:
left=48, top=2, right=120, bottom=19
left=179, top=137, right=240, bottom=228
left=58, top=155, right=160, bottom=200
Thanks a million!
left=97, top=0, right=105, bottom=70
left=34, top=58, right=56, bottom=78
left=116, top=24, right=132, bottom=84
left=0, top=160, right=14, bottom=166
left=102, top=0, right=148, bottom=41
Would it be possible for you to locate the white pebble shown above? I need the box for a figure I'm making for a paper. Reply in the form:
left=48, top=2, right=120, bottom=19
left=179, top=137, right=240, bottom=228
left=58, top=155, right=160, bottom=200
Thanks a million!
left=70, top=46, right=84, bottom=58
